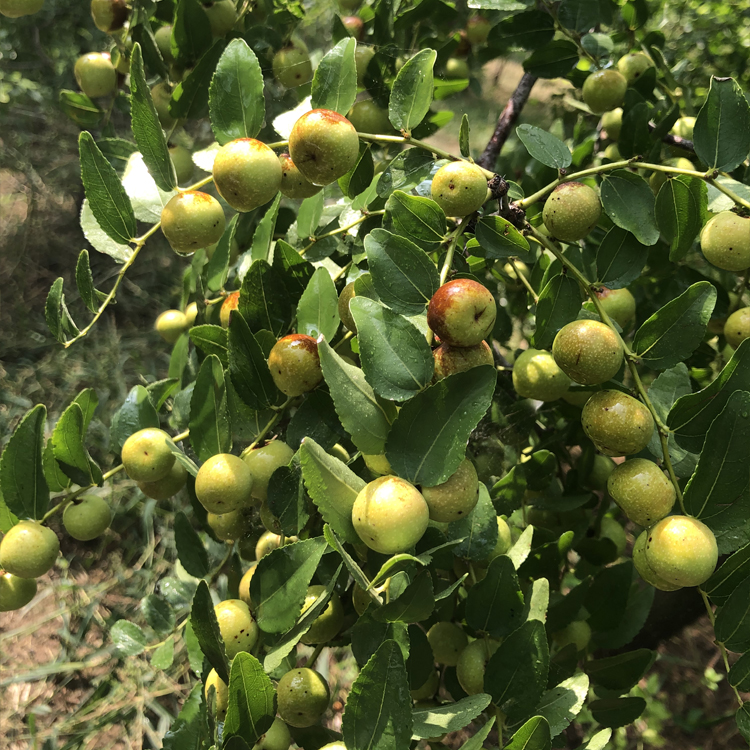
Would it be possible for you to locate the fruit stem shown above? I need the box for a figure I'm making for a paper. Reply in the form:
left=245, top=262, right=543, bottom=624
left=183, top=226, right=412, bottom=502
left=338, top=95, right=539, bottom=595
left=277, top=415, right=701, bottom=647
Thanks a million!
left=305, top=642, right=326, bottom=669
left=507, top=258, right=539, bottom=304
left=300, top=211, right=384, bottom=256
left=240, top=406, right=289, bottom=457
left=265, top=140, right=289, bottom=150
left=182, top=174, right=215, bottom=192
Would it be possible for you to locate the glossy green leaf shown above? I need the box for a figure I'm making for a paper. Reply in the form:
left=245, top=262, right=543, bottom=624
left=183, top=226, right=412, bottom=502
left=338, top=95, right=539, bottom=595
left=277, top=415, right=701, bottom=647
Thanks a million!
left=531, top=274, right=581, bottom=349
left=474, top=216, right=532, bottom=261
left=110, top=385, right=159, bottom=453
left=171, top=0, right=212, bottom=67
left=111, top=620, right=147, bottom=656
left=535, top=673, right=589, bottom=738
left=738, top=704, right=750, bottom=744
left=228, top=312, right=280, bottom=410
left=522, top=40, right=578, bottom=79
left=339, top=143, right=374, bottom=199
left=162, top=683, right=209, bottom=750
left=459, top=114, right=470, bottom=157
left=465, top=555, right=524, bottom=638
left=589, top=698, right=646, bottom=728
left=600, top=170, right=659, bottom=246
left=585, top=561, right=632, bottom=631
left=324, top=525, right=372, bottom=593
left=411, top=694, right=491, bottom=739
left=224, top=652, right=276, bottom=745
left=311, top=37, right=357, bottom=115
left=490, top=11, right=554, bottom=51
left=141, top=594, right=176, bottom=634
left=75, top=250, right=101, bottom=313
left=595, top=227, right=648, bottom=289
left=705, top=540, right=750, bottom=606
left=383, top=191, right=446, bottom=251
left=268, top=459, right=310, bottom=537
left=59, top=89, right=101, bottom=127
left=729, top=651, right=750, bottom=691
left=558, top=0, right=599, bottom=32
left=189, top=354, right=231, bottom=462
left=190, top=324, right=229, bottom=364
left=389, top=49, right=437, bottom=133
left=584, top=649, right=654, bottom=693
left=171, top=40, right=227, bottom=120
left=377, top=149, right=435, bottom=199
left=151, top=637, right=175, bottom=670
left=239, top=260, right=291, bottom=337
left=503, top=716, right=551, bottom=750
left=191, top=579, right=230, bottom=683
left=250, top=194, right=281, bottom=263
left=446, top=483, right=497, bottom=561
left=273, top=239, right=315, bottom=304
left=581, top=729, right=613, bottom=750
left=517, top=124, right=571, bottom=169
left=51, top=402, right=102, bottom=487
left=43, top=439, right=70, bottom=493
left=287, top=391, right=343, bottom=452
left=174, top=511, right=209, bottom=578
left=297, top=267, right=340, bottom=342
left=45, top=277, right=79, bottom=343
left=374, top=570, right=434, bottom=623
left=655, top=176, right=706, bottom=262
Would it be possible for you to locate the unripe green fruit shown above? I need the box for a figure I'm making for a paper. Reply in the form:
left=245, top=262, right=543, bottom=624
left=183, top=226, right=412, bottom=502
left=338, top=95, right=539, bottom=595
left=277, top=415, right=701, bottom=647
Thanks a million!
left=700, top=211, right=750, bottom=272
left=289, top=109, right=360, bottom=185
left=239, top=563, right=257, bottom=606
left=433, top=341, right=493, bottom=380
left=170, top=145, right=195, bottom=185
left=151, top=82, right=176, bottom=128
left=512, top=348, right=571, bottom=402
left=456, top=638, right=500, bottom=695
left=553, top=620, right=591, bottom=652
left=75, top=53, right=117, bottom=99
left=632, top=530, right=681, bottom=591
left=600, top=108, right=622, bottom=140
left=427, top=621, right=468, bottom=666
left=205, top=669, right=228, bottom=718
left=562, top=390, right=593, bottom=408
left=268, top=334, right=323, bottom=397
left=63, top=495, right=112, bottom=541
left=586, top=454, right=615, bottom=491
left=260, top=500, right=283, bottom=534
left=552, top=319, right=623, bottom=385
left=0, top=0, right=44, bottom=17
left=355, top=45, right=376, bottom=86
left=279, top=153, right=321, bottom=200
left=431, top=161, right=488, bottom=218
left=581, top=390, right=654, bottom=456
left=670, top=115, right=696, bottom=147
left=600, top=516, right=627, bottom=557
left=607, top=458, right=675, bottom=527
left=256, top=531, right=282, bottom=560
left=542, top=182, right=601, bottom=241
left=155, top=26, right=174, bottom=63
left=160, top=191, right=226, bottom=256
left=91, top=0, right=128, bottom=33
left=122, top=428, right=175, bottom=483
left=421, top=459, right=479, bottom=523
left=603, top=144, right=621, bottom=161
left=204, top=0, right=237, bottom=36
left=338, top=282, right=357, bottom=332
left=253, top=718, right=292, bottom=750
left=352, top=475, right=429, bottom=554
left=617, top=52, right=653, bottom=84
left=277, top=668, right=330, bottom=727
left=485, top=516, right=513, bottom=561
left=724, top=307, right=750, bottom=349
left=644, top=515, right=718, bottom=587
left=0, top=521, right=59, bottom=579
left=582, top=69, right=627, bottom=114
left=595, top=287, right=636, bottom=331
left=155, top=309, right=188, bottom=343
left=466, top=15, right=491, bottom=45
left=352, top=582, right=376, bottom=614
left=341, top=15, right=364, bottom=39
left=110, top=47, right=130, bottom=75
left=220, top=290, right=240, bottom=328
left=300, top=585, right=344, bottom=645
left=0, top=572, right=37, bottom=611
left=273, top=45, right=313, bottom=88
left=410, top=669, right=439, bottom=700
left=195, top=453, right=255, bottom=513
left=214, top=598, right=259, bottom=658
left=207, top=509, right=248, bottom=541
left=137, top=460, right=187, bottom=500
left=185, top=302, right=198, bottom=326
left=649, top=157, right=694, bottom=194
left=213, top=138, right=282, bottom=212
left=347, top=99, right=392, bottom=134
left=427, top=279, right=496, bottom=347
left=363, top=453, right=392, bottom=476
left=244, top=442, right=295, bottom=503
left=445, top=57, right=470, bottom=79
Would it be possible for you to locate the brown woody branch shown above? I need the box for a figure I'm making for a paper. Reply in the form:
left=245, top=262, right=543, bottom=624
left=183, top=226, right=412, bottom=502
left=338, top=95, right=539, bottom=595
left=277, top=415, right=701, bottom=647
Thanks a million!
left=649, top=122, right=695, bottom=154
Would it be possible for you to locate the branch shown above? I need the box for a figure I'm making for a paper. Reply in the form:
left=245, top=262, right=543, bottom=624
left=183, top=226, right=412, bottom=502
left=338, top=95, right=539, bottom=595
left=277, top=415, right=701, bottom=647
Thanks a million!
left=478, top=72, right=538, bottom=170
left=648, top=122, right=695, bottom=154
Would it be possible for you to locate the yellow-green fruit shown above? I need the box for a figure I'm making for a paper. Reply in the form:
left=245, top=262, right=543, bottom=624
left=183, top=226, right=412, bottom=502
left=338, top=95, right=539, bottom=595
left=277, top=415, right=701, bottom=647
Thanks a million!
left=582, top=69, right=627, bottom=114
left=0, top=521, right=59, bottom=579
left=341, top=15, right=364, bottom=39
left=213, top=138, right=282, bottom=212
left=430, top=161, right=488, bottom=218
left=91, top=0, right=128, bottom=33
left=185, top=302, right=198, bottom=326
left=512, top=348, right=571, bottom=401
left=252, top=718, right=293, bottom=750
left=553, top=620, right=591, bottom=652
left=161, top=190, right=225, bottom=256
left=355, top=45, right=376, bottom=86
left=632, top=530, right=681, bottom=591
left=595, top=287, right=636, bottom=331
left=300, top=585, right=344, bottom=645
left=277, top=668, right=330, bottom=727
left=617, top=52, right=653, bottom=84
left=338, top=281, right=357, bottom=332
left=600, top=108, right=622, bottom=140
left=170, top=145, right=195, bottom=185
left=724, top=307, right=750, bottom=349
left=671, top=116, right=695, bottom=141
left=0, top=572, right=37, bottom=611
left=273, top=45, right=313, bottom=88
left=347, top=99, right=392, bottom=134
left=111, top=47, right=130, bottom=75
left=155, top=309, right=188, bottom=343
left=137, top=460, right=187, bottom=500
left=421, top=459, right=479, bottom=523
left=582, top=390, right=654, bottom=456
left=433, top=341, right=494, bottom=380
left=204, top=0, right=237, bottom=36
left=75, top=53, right=117, bottom=99
left=155, top=25, right=174, bottom=63
left=427, top=279, right=497, bottom=347
left=445, top=57, right=470, bottom=79
left=151, top=82, right=176, bottom=129
left=352, top=583, right=373, bottom=615
left=466, top=14, right=491, bottom=45
left=411, top=669, right=439, bottom=700
left=352, top=475, right=430, bottom=554
left=243, top=442, right=295, bottom=503
left=603, top=144, right=621, bottom=161
left=279, top=153, right=322, bottom=200
left=427, top=621, right=468, bottom=666
left=122, top=428, right=175, bottom=483
left=0, top=0, right=44, bottom=17
left=207, top=509, right=248, bottom=541
left=260, top=500, right=283, bottom=534
left=552, top=319, right=623, bottom=385
left=456, top=638, right=500, bottom=695
left=486, top=516, right=513, bottom=561
left=562, top=390, right=593, bottom=408
left=649, top=157, right=694, bottom=194
left=644, top=516, right=718, bottom=587
left=205, top=669, right=229, bottom=718
left=239, top=563, right=257, bottom=606
left=220, top=290, right=240, bottom=329
left=363, top=453, right=392, bottom=476
left=586, top=454, right=616, bottom=491
left=214, top=598, right=259, bottom=658
left=289, top=109, right=360, bottom=185
left=255, top=531, right=282, bottom=560
left=542, top=181, right=601, bottom=241
left=600, top=516, right=627, bottom=557
left=267, top=334, right=323, bottom=397
left=700, top=211, right=750, bottom=272
left=195, top=453, right=255, bottom=514
left=607, top=458, right=675, bottom=527
left=63, top=495, right=112, bottom=541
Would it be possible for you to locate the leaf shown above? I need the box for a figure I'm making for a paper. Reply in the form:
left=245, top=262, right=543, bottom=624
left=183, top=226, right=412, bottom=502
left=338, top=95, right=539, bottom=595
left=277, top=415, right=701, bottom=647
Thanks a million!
left=507, top=525, right=534, bottom=570
left=239, top=260, right=291, bottom=337
left=45, top=277, right=79, bottom=343
left=190, top=324, right=229, bottom=364
left=228, top=313, right=280, bottom=410
left=374, top=571, right=434, bottom=623
left=516, top=125, right=571, bottom=169
left=59, top=89, right=101, bottom=127
left=129, top=44, right=176, bottom=192
left=490, top=11, right=554, bottom=51
left=268, top=460, right=310, bottom=537
left=273, top=240, right=315, bottom=304
left=171, top=0, right=212, bottom=67
left=365, top=228, right=439, bottom=315
left=584, top=649, right=654, bottom=694
left=141, top=594, right=176, bottom=634
left=297, top=268, right=340, bottom=342
left=162, top=683, right=209, bottom=750
left=465, top=555, right=525, bottom=638
left=446, top=484, right=497, bottom=561
left=738, top=704, right=750, bottom=744
left=75, top=250, right=101, bottom=313
left=171, top=40, right=227, bottom=120
left=79, top=132, right=137, bottom=246
left=287, top=391, right=344, bottom=452
left=558, top=0, right=599, bottom=32
left=474, top=216, right=532, bottom=261
left=111, top=620, right=148, bottom=656
left=522, top=40, right=578, bottom=79
left=339, top=143, right=375, bottom=199
left=383, top=191, right=446, bottom=251
left=209, top=39, right=265, bottom=145
left=389, top=49, right=437, bottom=133
left=0, top=405, right=49, bottom=520
left=151, top=637, right=175, bottom=670
left=110, top=385, right=160, bottom=453
left=207, top=215, right=236, bottom=293
left=174, top=511, right=209, bottom=578
left=250, top=537, right=327, bottom=633
left=411, top=694, right=491, bottom=739
left=189, top=355, right=231, bottom=462
left=585, top=561, right=632, bottom=632
left=249, top=193, right=280, bottom=263
left=80, top=199, right=133, bottom=263
left=535, top=673, right=589, bottom=738
left=595, top=227, right=648, bottom=290
left=503, top=716, right=551, bottom=750
left=704, top=540, right=750, bottom=606
left=311, top=37, right=357, bottom=116
left=51, top=402, right=101, bottom=487
left=299, top=438, right=364, bottom=544
left=589, top=698, right=646, bottom=728
left=377, top=149, right=435, bottom=199
left=386, top=366, right=496, bottom=486
left=633, top=281, right=716, bottom=370
left=693, top=76, right=750, bottom=172
left=655, top=177, right=706, bottom=262
left=224, top=652, right=276, bottom=745
left=459, top=114, right=470, bottom=158
left=729, top=651, right=750, bottom=691
left=191, top=579, right=230, bottom=683
left=532, top=274, right=581, bottom=349
left=581, top=729, right=613, bottom=750
left=324, top=525, right=372, bottom=593
left=319, top=339, right=394, bottom=455
left=600, top=170, right=659, bottom=246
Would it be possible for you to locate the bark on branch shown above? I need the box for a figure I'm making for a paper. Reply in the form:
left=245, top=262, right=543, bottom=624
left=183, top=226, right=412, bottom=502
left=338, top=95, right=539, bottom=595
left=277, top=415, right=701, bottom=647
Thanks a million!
left=648, top=122, right=695, bottom=154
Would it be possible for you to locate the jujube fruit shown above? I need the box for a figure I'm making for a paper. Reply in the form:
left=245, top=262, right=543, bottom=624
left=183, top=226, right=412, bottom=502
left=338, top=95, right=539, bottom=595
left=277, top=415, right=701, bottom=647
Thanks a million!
left=267, top=334, right=323, bottom=397
left=214, top=598, right=259, bottom=658
left=600, top=108, right=622, bottom=140
left=137, top=460, right=188, bottom=500
left=169, top=145, right=195, bottom=185
left=151, top=82, right=176, bottom=129
left=595, top=286, right=636, bottom=331
left=552, top=319, right=623, bottom=385
left=161, top=191, right=225, bottom=256
left=433, top=341, right=493, bottom=380
left=512, top=348, right=571, bottom=402
left=203, top=0, right=237, bottom=36
left=0, top=521, right=59, bottom=579
left=338, top=282, right=357, bottom=332
left=542, top=182, right=601, bottom=241
left=466, top=14, right=491, bottom=45
left=154, top=26, right=174, bottom=64
left=669, top=115, right=695, bottom=156
left=427, top=621, right=468, bottom=666
left=341, top=15, right=364, bottom=39
left=700, top=211, right=750, bottom=272
left=185, top=301, right=198, bottom=326
left=195, top=453, right=255, bottom=513
left=0, top=572, right=37, bottom=611
left=456, top=638, right=500, bottom=695
left=255, top=530, right=282, bottom=560
left=411, top=670, right=439, bottom=700
left=75, top=53, right=117, bottom=99
left=363, top=453, right=392, bottom=476
left=632, top=530, right=681, bottom=591
left=649, top=157, right=694, bottom=194
left=0, top=0, right=44, bottom=17
left=273, top=44, right=313, bottom=88
left=430, top=161, right=488, bottom=218
left=220, top=290, right=240, bottom=328
left=63, top=495, right=112, bottom=541
left=239, top=563, right=257, bottom=606
left=427, top=279, right=497, bottom=347
left=121, top=428, right=175, bottom=483
left=300, top=585, right=344, bottom=645
left=445, top=57, right=470, bottom=79
left=205, top=669, right=228, bottom=719
left=355, top=45, right=376, bottom=86
left=155, top=309, right=188, bottom=343
left=603, top=144, right=621, bottom=161
left=582, top=69, right=627, bottom=114
left=243, top=441, right=295, bottom=503
left=253, top=718, right=292, bottom=750
left=607, top=458, right=675, bottom=527
left=347, top=99, right=392, bottom=134
left=213, top=138, right=282, bottom=212
left=277, top=668, right=330, bottom=727
left=279, top=153, right=322, bottom=200
left=581, top=390, right=654, bottom=456
left=585, top=454, right=615, bottom=491
left=260, top=500, right=283, bottom=534
left=485, top=516, right=513, bottom=561
left=600, top=516, right=627, bottom=557
left=553, top=620, right=591, bottom=652
left=91, top=0, right=128, bottom=32
left=616, top=52, right=653, bottom=84
left=207, top=509, right=248, bottom=541
left=421, top=458, right=479, bottom=523
left=724, top=307, right=750, bottom=349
